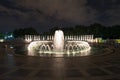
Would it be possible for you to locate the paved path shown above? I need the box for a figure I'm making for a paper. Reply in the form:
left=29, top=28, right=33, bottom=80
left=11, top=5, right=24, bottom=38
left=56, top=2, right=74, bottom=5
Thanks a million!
left=0, top=43, right=120, bottom=80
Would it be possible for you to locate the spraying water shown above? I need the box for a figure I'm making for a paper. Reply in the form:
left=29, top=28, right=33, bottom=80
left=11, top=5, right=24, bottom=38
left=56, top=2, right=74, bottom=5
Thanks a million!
left=53, top=30, right=64, bottom=52
left=27, top=30, right=91, bottom=56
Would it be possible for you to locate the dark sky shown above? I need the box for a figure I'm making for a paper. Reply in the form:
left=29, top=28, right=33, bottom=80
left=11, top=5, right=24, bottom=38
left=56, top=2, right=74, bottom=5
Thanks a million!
left=0, top=0, right=120, bottom=33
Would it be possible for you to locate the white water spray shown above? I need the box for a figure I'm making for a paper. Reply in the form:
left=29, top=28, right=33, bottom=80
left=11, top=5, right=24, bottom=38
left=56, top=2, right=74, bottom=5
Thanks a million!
left=53, top=30, right=64, bottom=52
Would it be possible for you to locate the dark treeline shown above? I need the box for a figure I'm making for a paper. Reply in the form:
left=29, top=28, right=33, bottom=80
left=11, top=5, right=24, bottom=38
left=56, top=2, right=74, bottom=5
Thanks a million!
left=13, top=23, right=120, bottom=39
left=13, top=27, right=39, bottom=38
left=45, top=23, right=120, bottom=39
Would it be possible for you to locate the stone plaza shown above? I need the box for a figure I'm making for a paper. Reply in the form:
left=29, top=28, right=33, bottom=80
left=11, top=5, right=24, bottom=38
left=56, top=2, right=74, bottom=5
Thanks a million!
left=0, top=42, right=120, bottom=80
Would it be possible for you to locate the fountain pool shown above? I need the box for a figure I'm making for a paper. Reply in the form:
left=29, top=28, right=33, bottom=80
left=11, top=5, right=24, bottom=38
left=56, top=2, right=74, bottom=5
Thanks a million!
left=27, top=30, right=91, bottom=56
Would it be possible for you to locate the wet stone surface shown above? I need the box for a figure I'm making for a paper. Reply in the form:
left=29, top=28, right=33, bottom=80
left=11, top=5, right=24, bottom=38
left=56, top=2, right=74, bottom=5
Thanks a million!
left=104, top=66, right=120, bottom=74
left=0, top=44, right=120, bottom=80
left=65, top=69, right=84, bottom=77
left=7, top=69, right=32, bottom=77
left=87, top=68, right=109, bottom=76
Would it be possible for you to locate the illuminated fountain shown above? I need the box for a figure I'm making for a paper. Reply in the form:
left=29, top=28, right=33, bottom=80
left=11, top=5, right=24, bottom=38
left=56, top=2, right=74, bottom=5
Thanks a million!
left=53, top=30, right=64, bottom=52
left=27, top=30, right=91, bottom=56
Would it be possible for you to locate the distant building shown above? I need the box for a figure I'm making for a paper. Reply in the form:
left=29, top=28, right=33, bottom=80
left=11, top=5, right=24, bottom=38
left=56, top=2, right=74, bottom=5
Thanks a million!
left=4, top=32, right=14, bottom=41
left=0, top=33, right=4, bottom=42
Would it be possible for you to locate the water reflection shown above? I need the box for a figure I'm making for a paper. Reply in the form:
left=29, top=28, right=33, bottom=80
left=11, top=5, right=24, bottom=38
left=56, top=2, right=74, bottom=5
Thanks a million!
left=4, top=45, right=16, bottom=67
left=52, top=58, right=65, bottom=78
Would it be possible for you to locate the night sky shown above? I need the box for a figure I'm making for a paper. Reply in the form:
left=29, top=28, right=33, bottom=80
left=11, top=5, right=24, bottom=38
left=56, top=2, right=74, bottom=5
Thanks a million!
left=0, top=0, right=120, bottom=33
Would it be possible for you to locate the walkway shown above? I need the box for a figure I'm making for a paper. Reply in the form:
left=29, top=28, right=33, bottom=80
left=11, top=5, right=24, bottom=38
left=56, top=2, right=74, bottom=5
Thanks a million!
left=0, top=43, right=120, bottom=80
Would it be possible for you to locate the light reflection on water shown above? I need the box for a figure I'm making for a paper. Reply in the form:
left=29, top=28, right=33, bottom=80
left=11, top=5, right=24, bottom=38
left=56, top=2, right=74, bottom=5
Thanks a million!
left=4, top=45, right=16, bottom=67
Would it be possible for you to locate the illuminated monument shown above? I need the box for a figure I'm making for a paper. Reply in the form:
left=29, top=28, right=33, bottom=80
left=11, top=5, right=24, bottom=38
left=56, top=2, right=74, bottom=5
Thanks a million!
left=26, top=30, right=93, bottom=56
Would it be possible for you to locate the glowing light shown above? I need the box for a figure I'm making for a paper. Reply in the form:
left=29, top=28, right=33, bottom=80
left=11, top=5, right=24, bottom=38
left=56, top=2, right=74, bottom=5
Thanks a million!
left=27, top=30, right=91, bottom=56
left=116, top=39, right=120, bottom=43
left=53, top=30, right=64, bottom=52
left=0, top=39, right=4, bottom=42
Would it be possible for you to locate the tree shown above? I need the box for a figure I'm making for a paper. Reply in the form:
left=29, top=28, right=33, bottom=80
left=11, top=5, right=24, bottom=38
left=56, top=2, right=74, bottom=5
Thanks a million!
left=13, top=27, right=39, bottom=38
